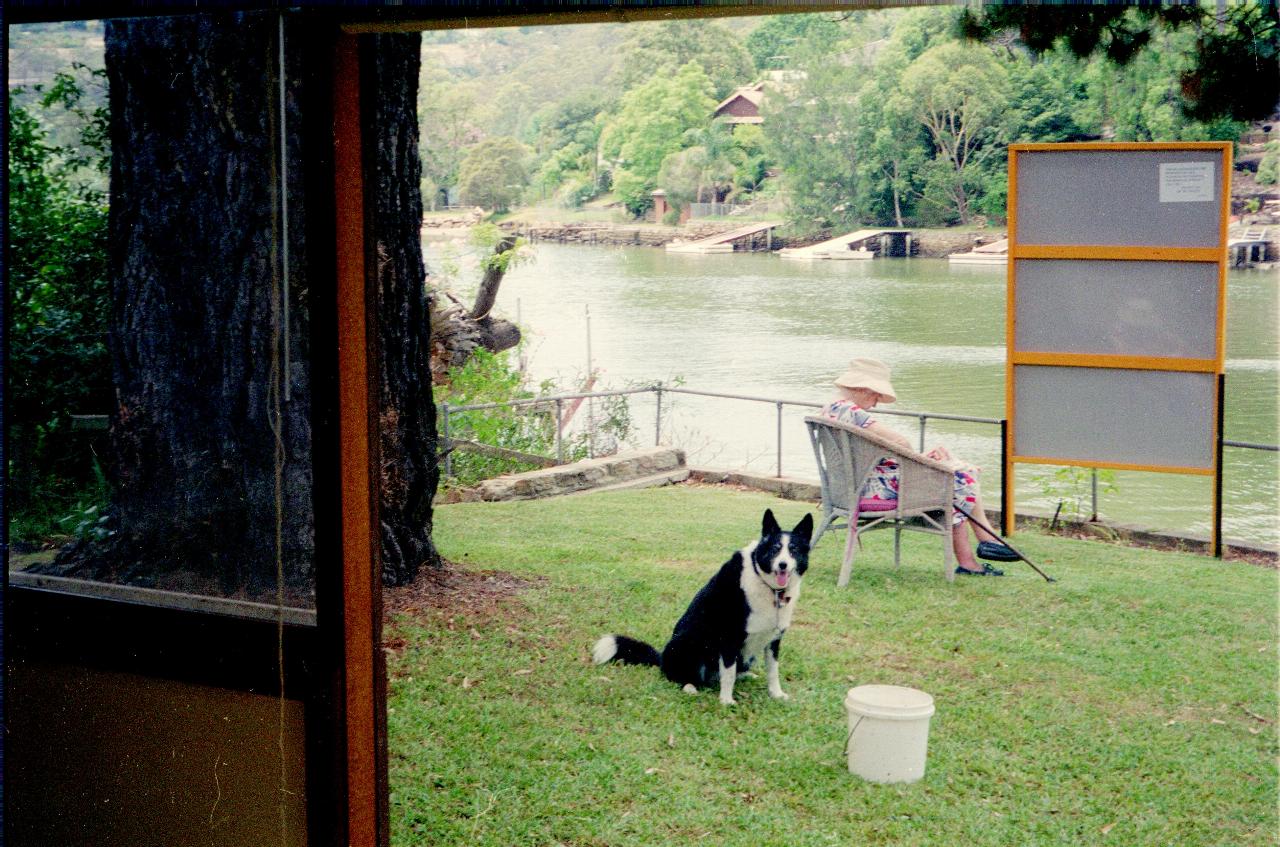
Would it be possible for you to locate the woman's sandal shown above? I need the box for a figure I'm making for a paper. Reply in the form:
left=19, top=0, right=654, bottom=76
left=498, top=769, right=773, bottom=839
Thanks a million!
left=955, top=563, right=1005, bottom=576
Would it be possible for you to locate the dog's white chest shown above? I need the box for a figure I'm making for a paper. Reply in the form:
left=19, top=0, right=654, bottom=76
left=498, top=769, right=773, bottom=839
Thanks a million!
left=739, top=559, right=799, bottom=661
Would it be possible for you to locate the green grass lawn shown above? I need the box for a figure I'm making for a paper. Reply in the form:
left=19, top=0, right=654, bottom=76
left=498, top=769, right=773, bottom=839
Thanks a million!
left=387, top=486, right=1278, bottom=846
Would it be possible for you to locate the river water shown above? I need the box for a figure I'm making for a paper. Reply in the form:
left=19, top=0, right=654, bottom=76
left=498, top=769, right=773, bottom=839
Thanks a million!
left=427, top=237, right=1279, bottom=548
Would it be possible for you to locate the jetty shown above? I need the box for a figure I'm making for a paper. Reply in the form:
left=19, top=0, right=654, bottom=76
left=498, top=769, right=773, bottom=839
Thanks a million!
left=777, top=229, right=911, bottom=260
left=665, top=222, right=778, bottom=254
left=1228, top=227, right=1269, bottom=267
left=948, top=238, right=1008, bottom=266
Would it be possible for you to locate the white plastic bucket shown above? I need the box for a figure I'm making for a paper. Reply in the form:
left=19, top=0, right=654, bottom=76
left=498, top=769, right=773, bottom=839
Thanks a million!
left=844, top=684, right=935, bottom=784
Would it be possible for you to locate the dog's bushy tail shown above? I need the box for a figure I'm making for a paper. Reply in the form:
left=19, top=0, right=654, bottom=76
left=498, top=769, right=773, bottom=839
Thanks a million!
left=592, top=634, right=660, bottom=668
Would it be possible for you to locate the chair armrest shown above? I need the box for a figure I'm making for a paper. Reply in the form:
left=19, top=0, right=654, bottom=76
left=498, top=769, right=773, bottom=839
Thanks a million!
left=804, top=415, right=954, bottom=473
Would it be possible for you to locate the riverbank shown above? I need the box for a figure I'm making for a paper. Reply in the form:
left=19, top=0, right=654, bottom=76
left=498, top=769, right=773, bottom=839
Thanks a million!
left=426, top=210, right=1278, bottom=262
left=425, top=215, right=1006, bottom=258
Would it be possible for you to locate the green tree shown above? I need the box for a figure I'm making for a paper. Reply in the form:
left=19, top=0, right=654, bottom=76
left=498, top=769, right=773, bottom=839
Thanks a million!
left=899, top=41, right=1009, bottom=224
left=681, top=119, right=739, bottom=202
left=657, top=141, right=735, bottom=210
left=457, top=136, right=530, bottom=212
left=745, top=14, right=843, bottom=71
left=529, top=89, right=607, bottom=157
left=612, top=20, right=754, bottom=100
left=418, top=62, right=480, bottom=208
left=528, top=90, right=606, bottom=203
left=1004, top=54, right=1092, bottom=143
left=1075, top=28, right=1246, bottom=143
left=599, top=61, right=717, bottom=215
left=1257, top=141, right=1280, bottom=186
left=655, top=147, right=703, bottom=212
left=761, top=50, right=865, bottom=230
left=727, top=123, right=770, bottom=197
left=958, top=4, right=1278, bottom=123
left=856, top=91, right=929, bottom=227
left=7, top=74, right=111, bottom=526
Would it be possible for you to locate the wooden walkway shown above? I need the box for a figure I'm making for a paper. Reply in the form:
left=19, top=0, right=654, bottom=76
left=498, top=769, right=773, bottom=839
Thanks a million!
left=665, top=222, right=777, bottom=254
left=777, top=228, right=907, bottom=260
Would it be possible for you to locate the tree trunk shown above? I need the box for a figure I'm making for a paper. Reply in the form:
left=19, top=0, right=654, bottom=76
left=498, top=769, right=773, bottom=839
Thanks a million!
left=370, top=33, right=440, bottom=585
left=468, top=235, right=517, bottom=320
left=891, top=159, right=904, bottom=228
left=47, top=14, right=439, bottom=593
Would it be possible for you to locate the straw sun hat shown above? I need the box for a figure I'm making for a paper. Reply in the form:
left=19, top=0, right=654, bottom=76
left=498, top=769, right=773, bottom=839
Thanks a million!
left=833, top=358, right=897, bottom=404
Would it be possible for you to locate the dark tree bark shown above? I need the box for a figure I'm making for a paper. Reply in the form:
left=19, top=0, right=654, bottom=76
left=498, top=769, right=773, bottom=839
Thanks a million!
left=370, top=34, right=441, bottom=585
left=46, top=14, right=439, bottom=593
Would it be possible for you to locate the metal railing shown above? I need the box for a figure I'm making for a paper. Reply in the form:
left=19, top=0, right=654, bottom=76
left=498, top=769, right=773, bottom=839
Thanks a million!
left=440, top=384, right=1006, bottom=476
left=439, top=383, right=1278, bottom=526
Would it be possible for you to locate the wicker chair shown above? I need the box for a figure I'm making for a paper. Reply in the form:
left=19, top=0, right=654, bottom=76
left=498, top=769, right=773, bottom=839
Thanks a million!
left=804, top=415, right=956, bottom=586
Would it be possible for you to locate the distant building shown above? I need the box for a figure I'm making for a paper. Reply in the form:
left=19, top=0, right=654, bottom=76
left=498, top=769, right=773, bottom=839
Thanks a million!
left=712, top=72, right=807, bottom=128
left=712, top=82, right=766, bottom=126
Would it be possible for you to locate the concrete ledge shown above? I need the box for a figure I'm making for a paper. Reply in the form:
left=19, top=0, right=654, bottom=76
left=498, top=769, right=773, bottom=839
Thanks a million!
left=563, top=469, right=691, bottom=496
left=471, top=448, right=687, bottom=501
left=689, top=467, right=821, bottom=502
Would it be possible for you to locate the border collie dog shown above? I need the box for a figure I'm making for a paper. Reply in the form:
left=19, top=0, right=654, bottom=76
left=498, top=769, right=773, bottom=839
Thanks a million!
left=593, top=509, right=814, bottom=705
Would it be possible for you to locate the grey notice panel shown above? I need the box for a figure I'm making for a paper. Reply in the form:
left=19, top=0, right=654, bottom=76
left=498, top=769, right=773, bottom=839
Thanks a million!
left=1014, top=259, right=1218, bottom=358
left=1014, top=366, right=1215, bottom=469
left=1017, top=150, right=1222, bottom=247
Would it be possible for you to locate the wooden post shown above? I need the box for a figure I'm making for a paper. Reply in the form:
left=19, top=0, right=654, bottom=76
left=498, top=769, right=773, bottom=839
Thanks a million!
left=333, top=31, right=388, bottom=847
left=1001, top=419, right=1013, bottom=537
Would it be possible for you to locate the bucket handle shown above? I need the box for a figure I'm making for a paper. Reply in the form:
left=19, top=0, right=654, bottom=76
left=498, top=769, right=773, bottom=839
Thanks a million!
left=844, top=715, right=865, bottom=756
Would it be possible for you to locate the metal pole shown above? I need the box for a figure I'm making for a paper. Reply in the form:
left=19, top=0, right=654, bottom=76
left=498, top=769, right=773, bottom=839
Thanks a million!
left=442, top=404, right=453, bottom=478
left=776, top=402, right=783, bottom=478
left=1214, top=373, right=1225, bottom=557
left=918, top=415, right=927, bottom=453
left=555, top=398, right=564, bottom=465
left=585, top=304, right=594, bottom=459
left=1090, top=468, right=1099, bottom=522
left=517, top=297, right=526, bottom=374
left=654, top=383, right=663, bottom=446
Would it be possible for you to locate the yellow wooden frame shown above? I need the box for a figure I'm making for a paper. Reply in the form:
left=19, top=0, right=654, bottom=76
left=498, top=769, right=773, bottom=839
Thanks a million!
left=1004, top=141, right=1231, bottom=545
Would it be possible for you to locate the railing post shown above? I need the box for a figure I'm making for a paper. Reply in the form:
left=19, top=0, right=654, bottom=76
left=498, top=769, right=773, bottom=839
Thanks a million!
left=1090, top=468, right=1099, bottom=522
left=441, top=403, right=453, bottom=478
left=776, top=402, right=783, bottom=478
left=555, top=398, right=564, bottom=465
left=918, top=415, right=927, bottom=453
left=654, top=383, right=663, bottom=447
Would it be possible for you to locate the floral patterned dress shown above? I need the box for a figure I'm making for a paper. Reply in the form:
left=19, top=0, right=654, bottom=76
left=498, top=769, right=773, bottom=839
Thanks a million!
left=821, top=399, right=978, bottom=526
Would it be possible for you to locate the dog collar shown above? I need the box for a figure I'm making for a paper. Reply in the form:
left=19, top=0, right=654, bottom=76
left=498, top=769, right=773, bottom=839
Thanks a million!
left=752, top=560, right=791, bottom=608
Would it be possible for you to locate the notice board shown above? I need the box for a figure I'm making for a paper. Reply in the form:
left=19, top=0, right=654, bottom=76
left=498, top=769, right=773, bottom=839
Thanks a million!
left=1004, top=142, right=1231, bottom=547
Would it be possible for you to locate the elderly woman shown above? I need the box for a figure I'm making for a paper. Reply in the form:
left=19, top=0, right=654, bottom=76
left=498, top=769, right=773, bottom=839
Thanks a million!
left=821, top=358, right=1011, bottom=576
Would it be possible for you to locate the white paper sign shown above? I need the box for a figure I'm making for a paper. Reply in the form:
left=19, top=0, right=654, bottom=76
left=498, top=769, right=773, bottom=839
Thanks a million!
left=1159, top=162, right=1214, bottom=203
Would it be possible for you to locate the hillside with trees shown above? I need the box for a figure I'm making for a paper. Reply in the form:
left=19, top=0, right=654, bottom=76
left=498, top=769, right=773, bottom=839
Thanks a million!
left=416, top=6, right=1272, bottom=231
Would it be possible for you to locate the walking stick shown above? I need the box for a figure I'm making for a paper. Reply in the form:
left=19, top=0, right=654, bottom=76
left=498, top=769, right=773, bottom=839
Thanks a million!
left=953, top=502, right=1057, bottom=583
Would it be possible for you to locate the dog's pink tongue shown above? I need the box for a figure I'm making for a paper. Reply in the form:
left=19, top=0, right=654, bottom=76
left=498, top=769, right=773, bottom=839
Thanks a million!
left=776, top=571, right=789, bottom=587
